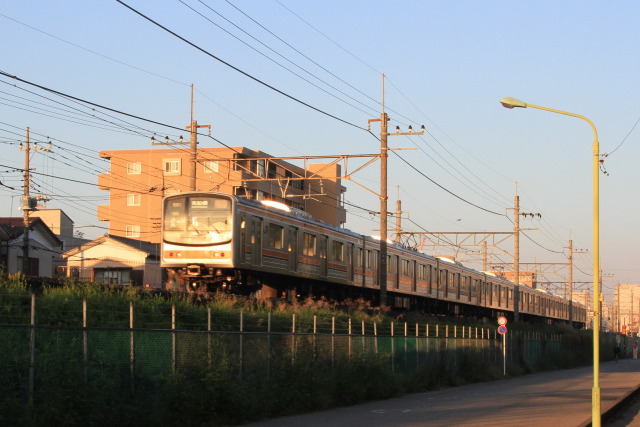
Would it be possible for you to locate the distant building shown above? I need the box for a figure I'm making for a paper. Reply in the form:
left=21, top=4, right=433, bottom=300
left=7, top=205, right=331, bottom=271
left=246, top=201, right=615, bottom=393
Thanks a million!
left=30, top=209, right=92, bottom=277
left=0, top=217, right=63, bottom=277
left=614, top=284, right=640, bottom=335
left=491, top=270, right=537, bottom=288
left=97, top=147, right=347, bottom=243
left=62, top=234, right=160, bottom=287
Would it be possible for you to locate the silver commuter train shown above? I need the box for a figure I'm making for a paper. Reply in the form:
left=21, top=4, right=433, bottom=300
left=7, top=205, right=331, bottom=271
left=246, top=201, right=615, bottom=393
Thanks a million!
left=161, top=192, right=586, bottom=326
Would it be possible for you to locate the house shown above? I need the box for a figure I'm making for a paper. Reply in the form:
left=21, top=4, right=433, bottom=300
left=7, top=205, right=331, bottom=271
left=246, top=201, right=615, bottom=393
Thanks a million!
left=62, top=234, right=161, bottom=287
left=0, top=217, right=64, bottom=277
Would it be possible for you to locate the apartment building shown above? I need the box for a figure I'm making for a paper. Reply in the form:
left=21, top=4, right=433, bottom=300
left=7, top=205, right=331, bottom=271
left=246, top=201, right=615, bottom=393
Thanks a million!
left=97, top=146, right=347, bottom=243
left=614, top=284, right=640, bottom=335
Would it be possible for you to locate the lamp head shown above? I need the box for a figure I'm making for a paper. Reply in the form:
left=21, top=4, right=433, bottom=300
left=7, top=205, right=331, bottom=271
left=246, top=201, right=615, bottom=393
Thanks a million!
left=500, top=97, right=527, bottom=109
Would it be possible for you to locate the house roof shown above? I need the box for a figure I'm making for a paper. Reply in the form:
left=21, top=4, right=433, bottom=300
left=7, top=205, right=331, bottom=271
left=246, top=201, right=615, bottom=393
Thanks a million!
left=62, top=234, right=159, bottom=258
left=0, top=217, right=63, bottom=247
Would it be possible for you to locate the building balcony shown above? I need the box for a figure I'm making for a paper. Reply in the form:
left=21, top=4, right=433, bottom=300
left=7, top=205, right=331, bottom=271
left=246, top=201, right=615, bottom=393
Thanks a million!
left=97, top=205, right=111, bottom=222
left=97, top=173, right=112, bottom=191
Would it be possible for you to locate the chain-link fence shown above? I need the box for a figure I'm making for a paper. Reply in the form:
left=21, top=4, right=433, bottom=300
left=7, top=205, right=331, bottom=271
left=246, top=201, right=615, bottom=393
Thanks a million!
left=0, top=287, right=607, bottom=426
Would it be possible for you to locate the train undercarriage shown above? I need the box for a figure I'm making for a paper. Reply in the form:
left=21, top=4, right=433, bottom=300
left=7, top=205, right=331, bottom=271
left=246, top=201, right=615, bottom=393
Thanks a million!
left=163, top=266, right=580, bottom=327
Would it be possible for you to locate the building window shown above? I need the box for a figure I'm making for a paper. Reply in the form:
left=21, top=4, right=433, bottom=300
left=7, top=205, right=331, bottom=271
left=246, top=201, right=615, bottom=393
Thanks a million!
left=126, top=225, right=140, bottom=237
left=331, top=240, right=344, bottom=262
left=267, top=223, right=284, bottom=249
left=126, top=194, right=141, bottom=206
left=256, top=159, right=266, bottom=177
left=302, top=232, right=316, bottom=256
left=127, top=162, right=141, bottom=174
left=203, top=160, right=219, bottom=173
left=163, top=159, right=181, bottom=175
left=267, top=162, right=277, bottom=179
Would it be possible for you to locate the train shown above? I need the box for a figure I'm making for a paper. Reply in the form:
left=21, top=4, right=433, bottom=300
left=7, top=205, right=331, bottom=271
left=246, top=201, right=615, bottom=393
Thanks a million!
left=161, top=192, right=586, bottom=326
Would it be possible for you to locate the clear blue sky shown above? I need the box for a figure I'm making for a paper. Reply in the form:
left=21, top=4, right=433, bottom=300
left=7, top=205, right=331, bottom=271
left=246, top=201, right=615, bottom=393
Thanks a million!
left=1, top=1, right=638, bottom=301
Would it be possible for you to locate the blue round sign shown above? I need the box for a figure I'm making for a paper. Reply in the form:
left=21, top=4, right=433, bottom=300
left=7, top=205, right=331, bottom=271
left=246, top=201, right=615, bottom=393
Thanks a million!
left=498, top=325, right=507, bottom=335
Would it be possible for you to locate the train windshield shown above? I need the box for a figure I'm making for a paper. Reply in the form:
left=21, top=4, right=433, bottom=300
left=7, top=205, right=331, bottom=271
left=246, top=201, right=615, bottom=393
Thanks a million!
left=163, top=195, right=233, bottom=245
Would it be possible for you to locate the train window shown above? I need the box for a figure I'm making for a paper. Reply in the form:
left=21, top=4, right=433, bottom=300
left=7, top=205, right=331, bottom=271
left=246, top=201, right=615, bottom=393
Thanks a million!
left=303, top=232, right=316, bottom=256
left=418, top=264, right=425, bottom=280
left=356, top=248, right=363, bottom=267
left=332, top=240, right=344, bottom=261
left=366, top=250, right=372, bottom=268
left=163, top=195, right=232, bottom=245
left=401, top=260, right=410, bottom=276
left=267, top=223, right=284, bottom=249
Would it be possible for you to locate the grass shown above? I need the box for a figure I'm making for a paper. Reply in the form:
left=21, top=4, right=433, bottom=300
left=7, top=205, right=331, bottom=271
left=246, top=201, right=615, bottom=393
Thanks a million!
left=0, top=274, right=611, bottom=426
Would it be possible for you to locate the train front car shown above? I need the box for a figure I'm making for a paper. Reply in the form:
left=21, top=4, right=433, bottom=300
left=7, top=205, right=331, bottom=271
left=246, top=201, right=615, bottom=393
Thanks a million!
left=162, top=192, right=238, bottom=292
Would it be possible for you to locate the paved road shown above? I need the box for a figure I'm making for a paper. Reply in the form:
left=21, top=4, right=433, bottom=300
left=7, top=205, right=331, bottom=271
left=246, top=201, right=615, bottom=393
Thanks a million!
left=245, top=359, right=640, bottom=427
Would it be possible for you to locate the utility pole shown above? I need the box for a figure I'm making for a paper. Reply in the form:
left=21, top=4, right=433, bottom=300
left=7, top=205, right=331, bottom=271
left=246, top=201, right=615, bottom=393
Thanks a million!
left=394, top=187, right=402, bottom=244
left=21, top=128, right=30, bottom=275
left=483, top=241, right=488, bottom=271
left=151, top=84, right=210, bottom=191
left=368, top=74, right=423, bottom=306
left=512, top=188, right=540, bottom=322
left=20, top=128, right=51, bottom=275
left=599, top=271, right=613, bottom=332
left=567, top=240, right=588, bottom=327
left=187, top=85, right=211, bottom=191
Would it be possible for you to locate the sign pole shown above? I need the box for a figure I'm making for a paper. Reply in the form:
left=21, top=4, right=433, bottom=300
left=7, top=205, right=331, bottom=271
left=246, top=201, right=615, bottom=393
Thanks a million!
left=503, top=332, right=506, bottom=375
left=497, top=317, right=508, bottom=376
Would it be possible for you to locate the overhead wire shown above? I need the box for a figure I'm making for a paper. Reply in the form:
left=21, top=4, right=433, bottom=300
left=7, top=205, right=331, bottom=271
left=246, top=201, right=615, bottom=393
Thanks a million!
left=115, top=0, right=365, bottom=131
left=180, top=0, right=378, bottom=117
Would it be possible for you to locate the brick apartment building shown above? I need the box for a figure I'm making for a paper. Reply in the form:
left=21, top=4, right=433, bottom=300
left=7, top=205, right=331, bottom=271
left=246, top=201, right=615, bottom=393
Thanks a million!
left=97, top=146, right=347, bottom=243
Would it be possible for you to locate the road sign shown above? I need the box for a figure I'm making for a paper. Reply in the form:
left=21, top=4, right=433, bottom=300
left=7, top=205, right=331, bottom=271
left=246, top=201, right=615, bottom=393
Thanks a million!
left=498, top=325, right=507, bottom=335
left=498, top=316, right=507, bottom=326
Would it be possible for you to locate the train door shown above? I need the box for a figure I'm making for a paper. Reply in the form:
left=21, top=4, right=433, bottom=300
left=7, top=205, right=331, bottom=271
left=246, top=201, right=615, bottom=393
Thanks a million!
left=288, top=226, right=298, bottom=272
left=319, top=235, right=328, bottom=278
left=346, top=242, right=354, bottom=284
left=370, top=249, right=379, bottom=287
left=393, top=255, right=400, bottom=289
left=252, top=216, right=263, bottom=266
left=411, top=260, right=417, bottom=292
left=239, top=214, right=247, bottom=263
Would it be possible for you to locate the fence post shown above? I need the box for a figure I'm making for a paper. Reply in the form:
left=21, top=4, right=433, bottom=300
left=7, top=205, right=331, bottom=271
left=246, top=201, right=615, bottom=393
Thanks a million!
left=348, top=318, right=352, bottom=361
left=28, top=293, right=35, bottom=408
left=172, top=304, right=176, bottom=375
left=239, top=310, right=244, bottom=380
left=374, top=322, right=378, bottom=354
left=291, top=314, right=296, bottom=366
left=207, top=307, right=212, bottom=368
left=130, top=301, right=135, bottom=395
left=331, top=317, right=335, bottom=366
left=313, top=315, right=317, bottom=359
left=267, top=311, right=271, bottom=379
left=83, top=298, right=88, bottom=384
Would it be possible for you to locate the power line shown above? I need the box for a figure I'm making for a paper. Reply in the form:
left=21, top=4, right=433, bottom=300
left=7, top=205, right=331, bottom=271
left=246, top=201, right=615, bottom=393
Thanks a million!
left=115, top=0, right=365, bottom=130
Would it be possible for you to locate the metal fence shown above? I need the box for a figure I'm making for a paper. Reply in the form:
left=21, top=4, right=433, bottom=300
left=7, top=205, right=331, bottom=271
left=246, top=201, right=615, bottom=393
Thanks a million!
left=0, top=290, right=594, bottom=426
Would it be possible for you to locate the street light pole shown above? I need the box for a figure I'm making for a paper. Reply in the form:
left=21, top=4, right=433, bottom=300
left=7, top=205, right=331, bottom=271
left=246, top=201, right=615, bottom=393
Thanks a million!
left=500, top=97, right=601, bottom=426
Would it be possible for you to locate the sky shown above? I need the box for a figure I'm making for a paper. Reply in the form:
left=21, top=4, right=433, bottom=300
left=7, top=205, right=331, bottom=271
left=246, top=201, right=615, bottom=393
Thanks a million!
left=1, top=1, right=639, bottom=302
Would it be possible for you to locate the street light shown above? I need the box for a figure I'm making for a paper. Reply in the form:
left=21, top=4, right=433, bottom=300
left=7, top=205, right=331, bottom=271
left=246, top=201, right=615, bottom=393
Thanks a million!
left=500, top=97, right=601, bottom=426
